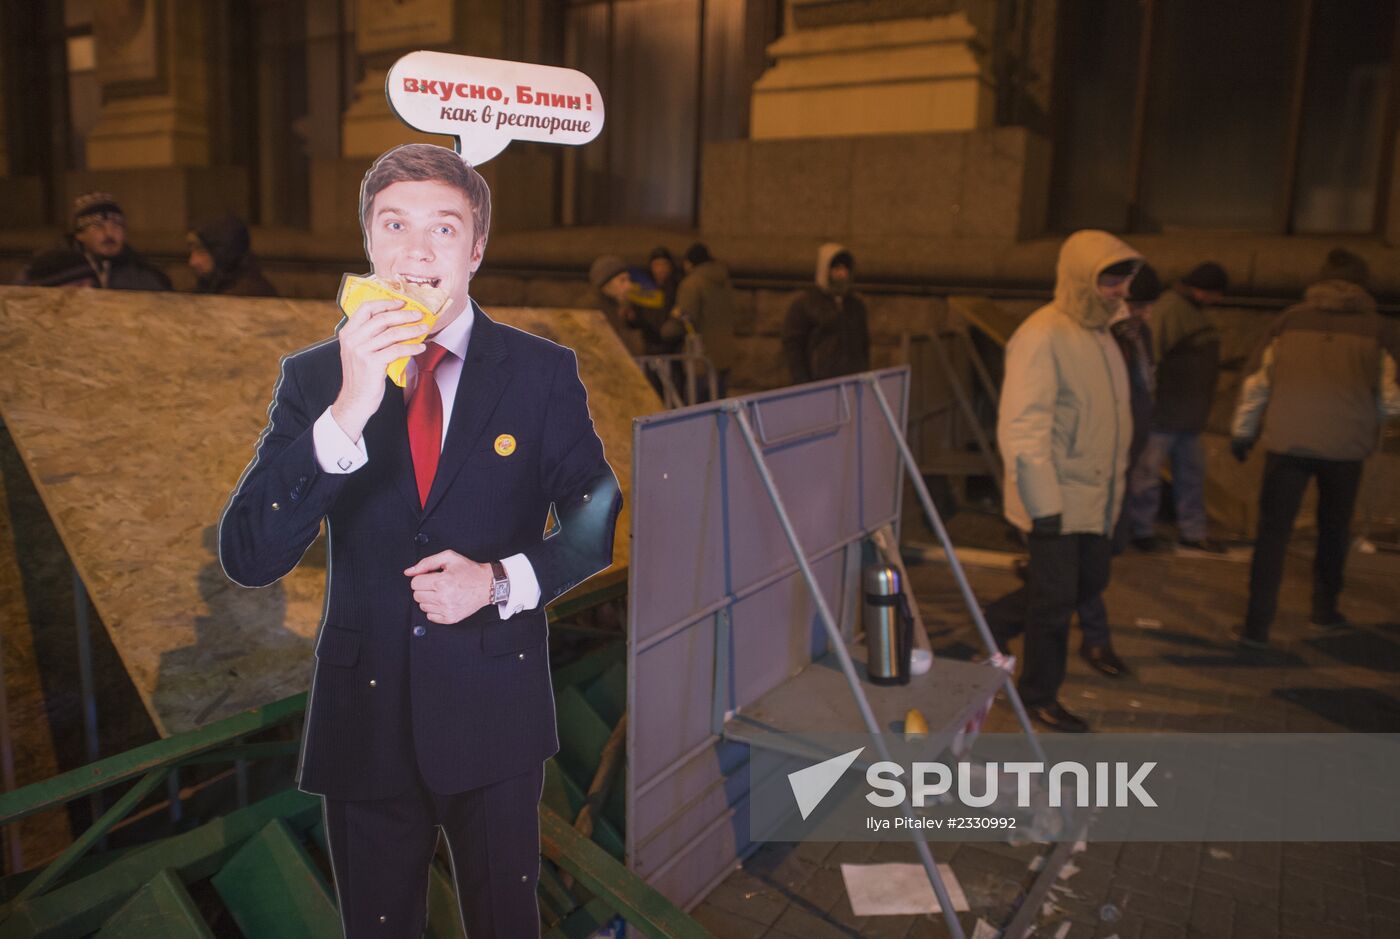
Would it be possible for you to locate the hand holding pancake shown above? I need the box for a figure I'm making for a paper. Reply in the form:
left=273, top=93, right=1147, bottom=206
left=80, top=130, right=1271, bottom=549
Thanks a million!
left=332, top=300, right=427, bottom=442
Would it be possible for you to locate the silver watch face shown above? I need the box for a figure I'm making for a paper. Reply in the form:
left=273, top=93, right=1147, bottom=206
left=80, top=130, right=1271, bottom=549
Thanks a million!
left=492, top=580, right=510, bottom=604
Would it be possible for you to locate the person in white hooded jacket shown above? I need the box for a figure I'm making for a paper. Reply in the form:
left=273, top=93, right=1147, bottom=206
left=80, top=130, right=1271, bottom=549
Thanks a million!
left=985, top=230, right=1140, bottom=732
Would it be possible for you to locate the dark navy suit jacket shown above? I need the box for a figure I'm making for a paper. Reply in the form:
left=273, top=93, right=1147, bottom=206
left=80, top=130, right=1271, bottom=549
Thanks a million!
left=219, top=305, right=620, bottom=800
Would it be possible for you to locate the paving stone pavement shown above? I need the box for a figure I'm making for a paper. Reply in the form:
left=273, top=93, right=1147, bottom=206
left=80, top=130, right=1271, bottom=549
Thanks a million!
left=693, top=530, right=1400, bottom=938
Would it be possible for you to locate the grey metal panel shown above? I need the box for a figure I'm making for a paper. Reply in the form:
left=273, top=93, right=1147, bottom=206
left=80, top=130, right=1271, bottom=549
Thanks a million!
left=629, top=616, right=717, bottom=786
left=729, top=551, right=845, bottom=713
left=631, top=740, right=749, bottom=845
left=626, top=368, right=911, bottom=909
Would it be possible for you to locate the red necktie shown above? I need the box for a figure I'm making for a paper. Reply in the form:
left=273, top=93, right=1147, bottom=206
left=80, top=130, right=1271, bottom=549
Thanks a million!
left=407, top=341, right=451, bottom=507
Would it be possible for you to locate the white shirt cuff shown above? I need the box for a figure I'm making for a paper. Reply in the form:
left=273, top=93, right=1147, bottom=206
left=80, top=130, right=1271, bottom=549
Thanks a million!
left=313, top=408, right=369, bottom=474
left=497, top=553, right=541, bottom=619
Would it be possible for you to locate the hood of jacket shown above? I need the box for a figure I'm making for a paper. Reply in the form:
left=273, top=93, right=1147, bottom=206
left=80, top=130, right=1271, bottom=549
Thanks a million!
left=1303, top=279, right=1377, bottom=316
left=815, top=242, right=846, bottom=292
left=196, top=215, right=252, bottom=274
left=1053, top=230, right=1143, bottom=330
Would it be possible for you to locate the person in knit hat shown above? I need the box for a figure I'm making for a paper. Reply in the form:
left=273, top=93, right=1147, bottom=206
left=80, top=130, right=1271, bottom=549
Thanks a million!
left=1125, top=261, right=1227, bottom=553
left=68, top=192, right=171, bottom=291
left=1229, top=248, right=1400, bottom=648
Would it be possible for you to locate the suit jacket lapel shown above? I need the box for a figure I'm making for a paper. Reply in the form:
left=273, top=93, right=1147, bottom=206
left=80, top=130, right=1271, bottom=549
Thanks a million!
left=422, top=304, right=511, bottom=517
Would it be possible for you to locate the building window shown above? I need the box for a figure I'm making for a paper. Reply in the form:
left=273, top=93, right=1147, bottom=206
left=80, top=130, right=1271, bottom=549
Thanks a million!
left=1052, top=0, right=1398, bottom=235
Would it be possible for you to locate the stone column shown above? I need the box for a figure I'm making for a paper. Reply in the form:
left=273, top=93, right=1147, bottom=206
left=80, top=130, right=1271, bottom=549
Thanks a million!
left=72, top=0, right=247, bottom=233
left=750, top=0, right=998, bottom=140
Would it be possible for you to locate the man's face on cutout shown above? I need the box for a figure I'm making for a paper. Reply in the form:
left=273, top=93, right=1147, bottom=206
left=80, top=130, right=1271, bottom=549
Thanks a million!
left=366, top=179, right=483, bottom=330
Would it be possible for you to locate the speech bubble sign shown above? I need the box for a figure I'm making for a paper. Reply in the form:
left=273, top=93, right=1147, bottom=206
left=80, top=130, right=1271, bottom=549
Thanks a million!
left=386, top=51, right=605, bottom=166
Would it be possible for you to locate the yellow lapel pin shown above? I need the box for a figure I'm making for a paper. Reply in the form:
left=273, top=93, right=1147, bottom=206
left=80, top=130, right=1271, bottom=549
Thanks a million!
left=494, top=434, right=517, bottom=457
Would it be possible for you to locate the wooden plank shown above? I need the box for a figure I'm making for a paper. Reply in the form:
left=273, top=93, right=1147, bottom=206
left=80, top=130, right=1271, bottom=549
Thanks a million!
left=539, top=805, right=713, bottom=939
left=211, top=819, right=339, bottom=939
left=96, top=868, right=213, bottom=939
left=0, top=287, right=653, bottom=735
left=0, top=788, right=320, bottom=938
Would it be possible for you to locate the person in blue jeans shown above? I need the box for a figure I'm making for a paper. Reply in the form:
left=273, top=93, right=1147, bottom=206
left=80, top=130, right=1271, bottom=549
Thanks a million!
left=1126, top=262, right=1228, bottom=553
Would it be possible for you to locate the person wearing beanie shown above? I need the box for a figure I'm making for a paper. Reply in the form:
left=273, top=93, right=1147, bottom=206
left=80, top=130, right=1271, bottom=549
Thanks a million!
left=582, top=254, right=643, bottom=353
left=67, top=191, right=171, bottom=292
left=782, top=242, right=870, bottom=384
left=672, top=242, right=741, bottom=399
left=188, top=214, right=278, bottom=297
left=1074, top=262, right=1161, bottom=679
left=1229, top=249, right=1400, bottom=649
left=20, top=248, right=99, bottom=288
left=1125, top=261, right=1226, bottom=554
left=983, top=231, right=1140, bottom=731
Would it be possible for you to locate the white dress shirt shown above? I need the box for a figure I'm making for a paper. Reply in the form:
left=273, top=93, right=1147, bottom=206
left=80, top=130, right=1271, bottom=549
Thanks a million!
left=311, top=300, right=542, bottom=618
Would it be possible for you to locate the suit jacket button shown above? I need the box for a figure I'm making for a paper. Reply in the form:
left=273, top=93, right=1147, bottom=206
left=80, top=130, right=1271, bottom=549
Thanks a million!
left=413, top=625, right=426, bottom=637
left=414, top=532, right=429, bottom=546
left=517, top=652, right=525, bottom=660
left=369, top=679, right=377, bottom=687
left=582, top=493, right=591, bottom=502
left=271, top=502, right=281, bottom=511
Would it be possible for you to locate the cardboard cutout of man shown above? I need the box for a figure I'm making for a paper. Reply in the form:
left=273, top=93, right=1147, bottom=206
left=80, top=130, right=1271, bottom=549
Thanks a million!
left=219, top=143, right=621, bottom=937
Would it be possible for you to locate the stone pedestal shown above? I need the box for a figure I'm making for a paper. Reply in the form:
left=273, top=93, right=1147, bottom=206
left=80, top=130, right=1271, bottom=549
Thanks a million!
left=701, top=127, right=1048, bottom=240
left=750, top=10, right=995, bottom=140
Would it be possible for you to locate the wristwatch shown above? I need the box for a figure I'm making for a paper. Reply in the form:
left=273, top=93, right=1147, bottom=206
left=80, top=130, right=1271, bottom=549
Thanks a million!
left=489, top=560, right=510, bottom=605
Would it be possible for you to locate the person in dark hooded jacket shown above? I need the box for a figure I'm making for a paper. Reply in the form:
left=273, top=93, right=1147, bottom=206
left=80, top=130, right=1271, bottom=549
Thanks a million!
left=783, top=243, right=870, bottom=384
left=188, top=215, right=278, bottom=297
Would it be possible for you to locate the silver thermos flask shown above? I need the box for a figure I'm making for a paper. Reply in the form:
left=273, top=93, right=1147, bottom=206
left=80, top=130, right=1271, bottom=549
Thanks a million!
left=864, top=564, right=911, bottom=685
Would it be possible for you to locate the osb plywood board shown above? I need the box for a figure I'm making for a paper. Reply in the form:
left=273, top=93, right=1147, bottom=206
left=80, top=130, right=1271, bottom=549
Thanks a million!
left=0, top=286, right=653, bottom=736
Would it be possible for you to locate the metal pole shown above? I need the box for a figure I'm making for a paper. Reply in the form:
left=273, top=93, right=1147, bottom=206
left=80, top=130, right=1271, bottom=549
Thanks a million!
left=72, top=568, right=104, bottom=837
left=728, top=403, right=967, bottom=939
left=863, top=377, right=1046, bottom=762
